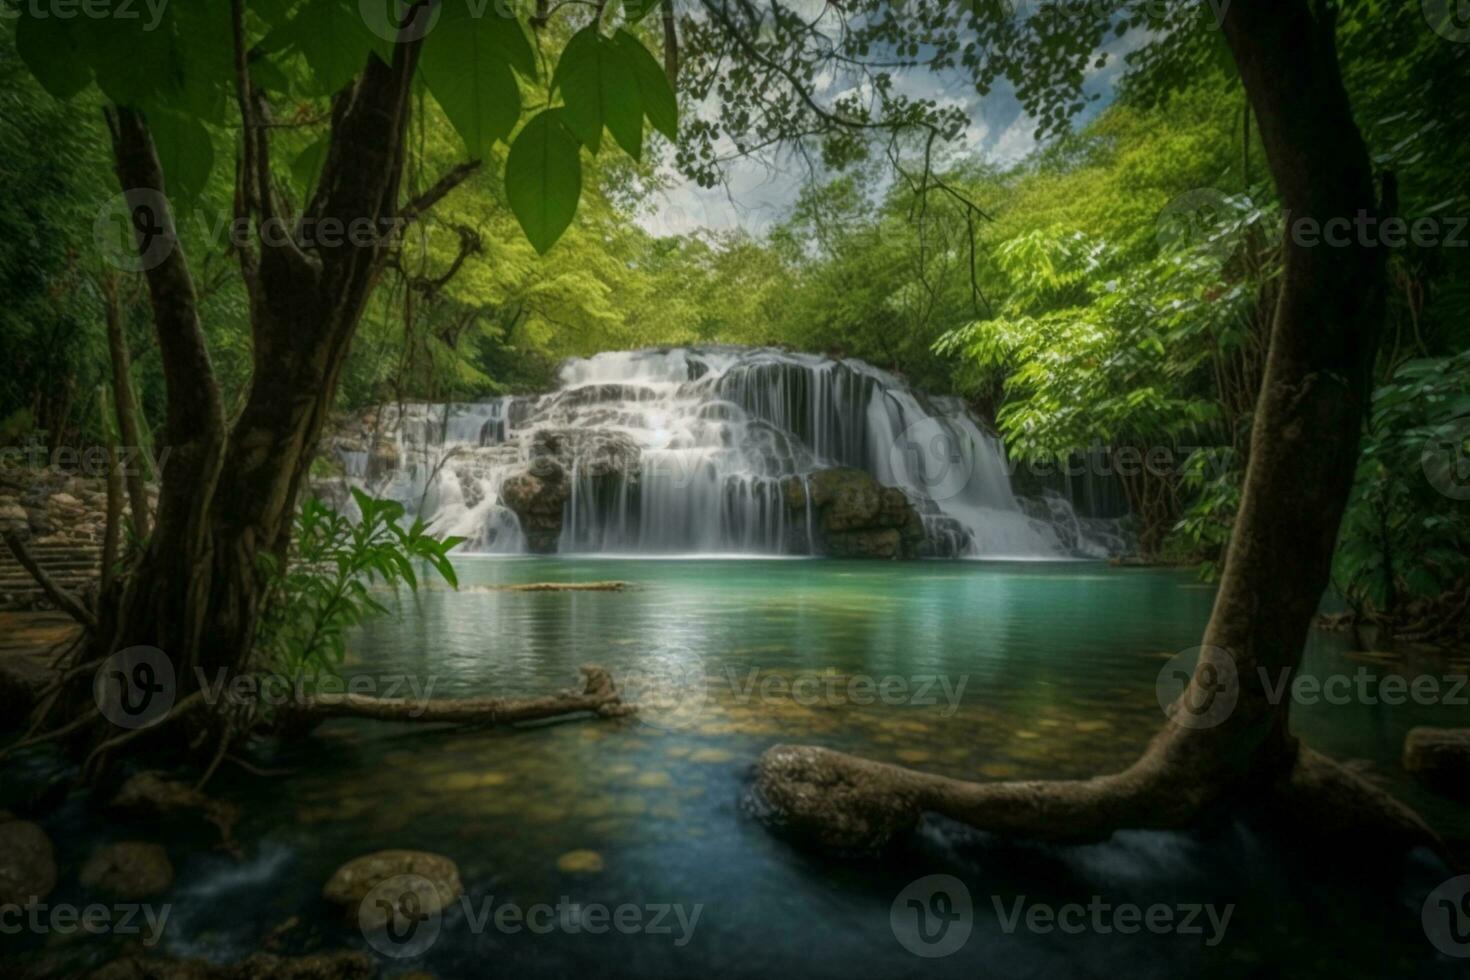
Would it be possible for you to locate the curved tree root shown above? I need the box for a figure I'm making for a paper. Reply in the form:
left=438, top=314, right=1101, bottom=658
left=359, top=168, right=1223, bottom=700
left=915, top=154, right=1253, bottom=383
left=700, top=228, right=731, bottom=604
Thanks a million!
left=752, top=740, right=1455, bottom=866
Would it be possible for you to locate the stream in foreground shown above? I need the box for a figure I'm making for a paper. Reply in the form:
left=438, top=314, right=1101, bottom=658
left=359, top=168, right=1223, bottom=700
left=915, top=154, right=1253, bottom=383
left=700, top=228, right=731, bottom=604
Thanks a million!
left=13, top=559, right=1469, bottom=977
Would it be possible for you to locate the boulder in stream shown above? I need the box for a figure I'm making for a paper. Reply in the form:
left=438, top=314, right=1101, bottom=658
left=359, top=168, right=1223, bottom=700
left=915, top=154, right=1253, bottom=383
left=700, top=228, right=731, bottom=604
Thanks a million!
left=0, top=815, right=57, bottom=907
left=323, top=849, right=462, bottom=927
left=81, top=841, right=174, bottom=898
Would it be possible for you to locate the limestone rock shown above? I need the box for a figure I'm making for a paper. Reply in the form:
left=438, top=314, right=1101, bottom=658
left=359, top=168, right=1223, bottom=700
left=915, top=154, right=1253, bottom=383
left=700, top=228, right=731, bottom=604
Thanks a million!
left=783, top=469, right=926, bottom=559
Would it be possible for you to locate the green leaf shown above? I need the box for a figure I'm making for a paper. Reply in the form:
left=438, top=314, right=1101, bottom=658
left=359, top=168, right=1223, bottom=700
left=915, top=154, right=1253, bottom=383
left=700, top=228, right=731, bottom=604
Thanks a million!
left=249, top=55, right=295, bottom=95
left=613, top=28, right=677, bottom=141
left=506, top=109, right=583, bottom=254
left=622, top=0, right=663, bottom=23
left=292, top=136, right=330, bottom=199
left=466, top=2, right=539, bottom=80
left=149, top=112, right=215, bottom=204
left=277, top=0, right=385, bottom=96
left=77, top=12, right=179, bottom=107
left=15, top=14, right=92, bottom=101
left=421, top=15, right=523, bottom=157
left=553, top=26, right=641, bottom=156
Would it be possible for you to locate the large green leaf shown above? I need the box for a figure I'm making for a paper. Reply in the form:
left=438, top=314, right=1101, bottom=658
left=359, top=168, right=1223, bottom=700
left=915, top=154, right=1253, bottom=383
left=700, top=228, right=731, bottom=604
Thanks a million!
left=148, top=111, right=215, bottom=205
left=613, top=28, right=677, bottom=141
left=274, top=0, right=387, bottom=96
left=421, top=11, right=523, bottom=157
left=77, top=11, right=180, bottom=107
left=15, top=14, right=92, bottom=101
left=505, top=110, right=583, bottom=255
left=457, top=2, right=539, bottom=80
left=553, top=26, right=642, bottom=157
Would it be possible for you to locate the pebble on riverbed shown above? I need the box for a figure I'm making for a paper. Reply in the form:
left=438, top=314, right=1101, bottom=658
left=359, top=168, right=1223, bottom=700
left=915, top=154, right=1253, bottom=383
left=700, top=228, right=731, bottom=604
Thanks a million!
left=556, top=849, right=605, bottom=873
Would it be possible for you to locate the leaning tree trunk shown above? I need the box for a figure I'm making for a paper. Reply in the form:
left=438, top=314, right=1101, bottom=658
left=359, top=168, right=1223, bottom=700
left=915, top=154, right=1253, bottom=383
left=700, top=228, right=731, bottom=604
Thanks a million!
left=50, top=31, right=449, bottom=771
left=755, top=0, right=1446, bottom=860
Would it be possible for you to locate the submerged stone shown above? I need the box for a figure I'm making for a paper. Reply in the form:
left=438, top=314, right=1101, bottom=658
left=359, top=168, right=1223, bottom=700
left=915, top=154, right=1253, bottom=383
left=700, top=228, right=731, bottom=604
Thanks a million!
left=81, top=841, right=173, bottom=898
left=322, top=850, right=462, bottom=926
left=556, top=849, right=605, bottom=873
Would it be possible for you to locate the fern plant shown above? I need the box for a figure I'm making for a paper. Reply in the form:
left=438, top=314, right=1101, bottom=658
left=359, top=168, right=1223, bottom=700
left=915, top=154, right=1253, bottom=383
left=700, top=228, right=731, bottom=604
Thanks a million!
left=254, top=489, right=463, bottom=693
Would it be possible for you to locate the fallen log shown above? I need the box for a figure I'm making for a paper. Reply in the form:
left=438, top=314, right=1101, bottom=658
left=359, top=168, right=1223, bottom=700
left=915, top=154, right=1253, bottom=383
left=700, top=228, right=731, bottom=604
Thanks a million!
left=493, top=581, right=630, bottom=592
left=283, top=664, right=633, bottom=727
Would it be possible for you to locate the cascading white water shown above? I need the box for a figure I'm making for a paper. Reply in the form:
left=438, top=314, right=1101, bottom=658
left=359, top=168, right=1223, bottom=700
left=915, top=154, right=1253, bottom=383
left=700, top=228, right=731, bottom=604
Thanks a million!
left=332, top=347, right=1126, bottom=558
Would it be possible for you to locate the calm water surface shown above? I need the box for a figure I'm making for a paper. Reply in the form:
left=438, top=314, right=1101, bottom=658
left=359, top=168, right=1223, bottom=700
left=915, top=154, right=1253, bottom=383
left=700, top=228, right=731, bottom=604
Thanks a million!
left=15, top=559, right=1469, bottom=977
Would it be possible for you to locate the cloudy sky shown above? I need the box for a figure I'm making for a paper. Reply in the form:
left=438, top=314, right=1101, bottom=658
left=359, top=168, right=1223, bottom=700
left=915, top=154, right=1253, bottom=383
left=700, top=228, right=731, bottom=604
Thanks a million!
left=636, top=19, right=1149, bottom=238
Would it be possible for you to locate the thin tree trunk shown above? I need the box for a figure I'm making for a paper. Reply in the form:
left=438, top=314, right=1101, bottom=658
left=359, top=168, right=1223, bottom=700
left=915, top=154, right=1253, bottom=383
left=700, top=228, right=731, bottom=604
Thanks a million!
left=102, top=272, right=153, bottom=539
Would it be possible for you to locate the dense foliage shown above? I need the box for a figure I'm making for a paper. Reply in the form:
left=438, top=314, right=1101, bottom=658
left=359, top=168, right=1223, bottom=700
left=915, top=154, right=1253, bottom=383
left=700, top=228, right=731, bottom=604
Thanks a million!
left=2, top=1, right=1466, bottom=641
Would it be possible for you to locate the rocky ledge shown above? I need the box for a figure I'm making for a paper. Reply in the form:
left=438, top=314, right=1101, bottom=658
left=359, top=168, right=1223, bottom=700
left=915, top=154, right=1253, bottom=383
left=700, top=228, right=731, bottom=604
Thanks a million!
left=781, top=468, right=929, bottom=559
left=500, top=429, right=642, bottom=553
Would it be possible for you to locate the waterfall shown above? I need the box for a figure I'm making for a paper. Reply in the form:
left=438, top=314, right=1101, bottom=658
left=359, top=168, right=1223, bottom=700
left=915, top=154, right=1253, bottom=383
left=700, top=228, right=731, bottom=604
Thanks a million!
left=327, top=347, right=1127, bottom=559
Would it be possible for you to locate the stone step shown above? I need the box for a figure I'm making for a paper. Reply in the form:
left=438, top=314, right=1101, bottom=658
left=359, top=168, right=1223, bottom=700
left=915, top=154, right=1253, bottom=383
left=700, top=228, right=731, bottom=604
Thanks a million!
left=0, top=557, right=100, bottom=569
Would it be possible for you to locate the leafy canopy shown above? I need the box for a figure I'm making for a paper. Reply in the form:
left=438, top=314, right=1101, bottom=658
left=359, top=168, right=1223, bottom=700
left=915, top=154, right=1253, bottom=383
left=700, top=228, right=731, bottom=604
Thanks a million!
left=13, top=0, right=680, bottom=254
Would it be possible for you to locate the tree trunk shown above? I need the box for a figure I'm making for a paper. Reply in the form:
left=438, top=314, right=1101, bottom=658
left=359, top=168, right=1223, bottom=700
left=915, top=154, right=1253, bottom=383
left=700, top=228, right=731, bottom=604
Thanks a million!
left=102, top=272, right=153, bottom=539
left=754, top=0, right=1445, bottom=860
left=58, top=42, right=430, bottom=770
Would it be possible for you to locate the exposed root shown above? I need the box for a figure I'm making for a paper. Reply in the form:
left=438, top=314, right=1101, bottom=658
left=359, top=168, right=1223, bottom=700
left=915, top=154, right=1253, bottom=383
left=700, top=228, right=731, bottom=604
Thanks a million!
left=110, top=770, right=240, bottom=850
left=82, top=691, right=206, bottom=779
left=3, top=529, right=97, bottom=630
left=753, top=739, right=1453, bottom=865
left=752, top=742, right=1196, bottom=852
left=1268, top=745, right=1450, bottom=859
